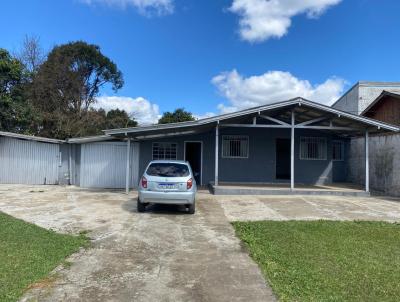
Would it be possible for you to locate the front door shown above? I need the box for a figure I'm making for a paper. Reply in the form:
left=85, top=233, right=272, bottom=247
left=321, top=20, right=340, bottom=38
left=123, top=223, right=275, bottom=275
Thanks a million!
left=276, top=138, right=291, bottom=180
left=185, top=142, right=202, bottom=185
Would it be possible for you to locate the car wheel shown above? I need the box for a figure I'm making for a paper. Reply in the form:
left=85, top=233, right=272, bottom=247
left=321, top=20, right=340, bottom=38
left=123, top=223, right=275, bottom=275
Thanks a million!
left=187, top=201, right=195, bottom=214
left=137, top=198, right=146, bottom=213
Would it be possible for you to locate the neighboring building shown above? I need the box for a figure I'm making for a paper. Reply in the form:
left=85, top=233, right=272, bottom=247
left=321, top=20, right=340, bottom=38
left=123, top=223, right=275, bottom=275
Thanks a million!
left=332, top=82, right=400, bottom=196
left=361, top=91, right=400, bottom=126
left=332, top=82, right=400, bottom=115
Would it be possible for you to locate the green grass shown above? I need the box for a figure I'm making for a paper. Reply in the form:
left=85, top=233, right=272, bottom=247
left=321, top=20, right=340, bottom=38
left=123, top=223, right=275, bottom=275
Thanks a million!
left=232, top=220, right=400, bottom=302
left=0, top=212, right=89, bottom=302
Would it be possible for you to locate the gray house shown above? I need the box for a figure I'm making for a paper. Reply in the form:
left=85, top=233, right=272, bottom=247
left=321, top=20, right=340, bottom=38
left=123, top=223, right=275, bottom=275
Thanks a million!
left=1, top=97, right=398, bottom=195
left=103, top=98, right=398, bottom=195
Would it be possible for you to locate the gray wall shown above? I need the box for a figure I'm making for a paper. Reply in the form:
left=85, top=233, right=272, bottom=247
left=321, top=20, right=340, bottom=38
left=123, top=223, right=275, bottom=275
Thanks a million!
left=347, top=133, right=400, bottom=196
left=333, top=84, right=359, bottom=114
left=0, top=136, right=60, bottom=185
left=138, top=128, right=347, bottom=186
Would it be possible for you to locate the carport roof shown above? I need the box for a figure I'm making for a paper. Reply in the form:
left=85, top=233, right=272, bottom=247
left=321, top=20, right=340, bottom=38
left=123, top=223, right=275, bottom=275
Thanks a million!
left=0, top=131, right=65, bottom=144
left=103, top=98, right=400, bottom=138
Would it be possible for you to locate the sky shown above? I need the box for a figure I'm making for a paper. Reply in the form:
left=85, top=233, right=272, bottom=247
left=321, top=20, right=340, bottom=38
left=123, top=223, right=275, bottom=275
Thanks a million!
left=1, top=0, right=400, bottom=124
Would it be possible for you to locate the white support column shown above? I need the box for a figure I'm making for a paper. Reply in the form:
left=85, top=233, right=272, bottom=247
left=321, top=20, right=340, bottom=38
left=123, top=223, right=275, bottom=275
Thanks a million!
left=126, top=138, right=131, bottom=194
left=68, top=144, right=72, bottom=185
left=215, top=124, right=219, bottom=186
left=290, top=110, right=295, bottom=191
left=365, top=129, right=369, bottom=193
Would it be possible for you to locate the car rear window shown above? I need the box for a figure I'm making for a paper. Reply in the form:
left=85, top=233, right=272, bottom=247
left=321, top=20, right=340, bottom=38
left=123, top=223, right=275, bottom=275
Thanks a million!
left=146, top=163, right=190, bottom=177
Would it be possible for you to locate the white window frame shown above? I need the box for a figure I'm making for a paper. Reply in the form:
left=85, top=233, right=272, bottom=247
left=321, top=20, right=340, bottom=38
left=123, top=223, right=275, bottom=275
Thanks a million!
left=299, top=137, right=327, bottom=161
left=152, top=142, right=178, bottom=160
left=332, top=140, right=345, bottom=162
left=221, top=135, right=249, bottom=159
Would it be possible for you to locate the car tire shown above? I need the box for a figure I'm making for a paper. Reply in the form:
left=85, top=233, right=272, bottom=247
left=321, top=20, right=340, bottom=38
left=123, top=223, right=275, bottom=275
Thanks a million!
left=187, top=201, right=195, bottom=214
left=137, top=198, right=146, bottom=213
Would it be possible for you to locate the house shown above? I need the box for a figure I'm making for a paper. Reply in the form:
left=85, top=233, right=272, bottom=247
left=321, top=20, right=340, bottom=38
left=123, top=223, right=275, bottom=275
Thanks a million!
left=101, top=97, right=398, bottom=195
left=332, top=82, right=400, bottom=196
left=1, top=96, right=399, bottom=196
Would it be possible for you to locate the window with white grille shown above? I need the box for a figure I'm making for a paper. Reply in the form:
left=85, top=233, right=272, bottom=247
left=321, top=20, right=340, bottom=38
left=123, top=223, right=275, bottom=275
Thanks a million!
left=152, top=142, right=177, bottom=160
left=300, top=137, right=327, bottom=160
left=332, top=140, right=344, bottom=161
left=222, top=136, right=249, bottom=158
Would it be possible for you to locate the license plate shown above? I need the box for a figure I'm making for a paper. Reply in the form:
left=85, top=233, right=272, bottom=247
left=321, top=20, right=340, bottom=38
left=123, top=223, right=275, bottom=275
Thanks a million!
left=158, top=183, right=177, bottom=190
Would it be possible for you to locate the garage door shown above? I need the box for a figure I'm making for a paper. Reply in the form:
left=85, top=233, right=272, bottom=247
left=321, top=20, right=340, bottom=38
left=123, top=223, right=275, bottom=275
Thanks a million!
left=0, top=137, right=60, bottom=185
left=79, top=142, right=139, bottom=189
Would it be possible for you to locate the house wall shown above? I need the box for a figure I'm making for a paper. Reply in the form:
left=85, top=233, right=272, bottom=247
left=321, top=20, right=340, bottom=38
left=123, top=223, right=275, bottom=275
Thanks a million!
left=138, top=128, right=347, bottom=185
left=138, top=131, right=216, bottom=186
left=347, top=133, right=400, bottom=196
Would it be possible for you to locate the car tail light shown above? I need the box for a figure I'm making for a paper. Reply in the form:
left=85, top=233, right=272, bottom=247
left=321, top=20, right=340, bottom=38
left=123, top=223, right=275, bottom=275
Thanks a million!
left=141, top=176, right=147, bottom=189
left=187, top=178, right=193, bottom=190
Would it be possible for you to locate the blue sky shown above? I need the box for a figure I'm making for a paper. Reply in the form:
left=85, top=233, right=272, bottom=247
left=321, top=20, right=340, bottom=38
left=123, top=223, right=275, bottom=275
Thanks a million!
left=1, top=0, right=400, bottom=124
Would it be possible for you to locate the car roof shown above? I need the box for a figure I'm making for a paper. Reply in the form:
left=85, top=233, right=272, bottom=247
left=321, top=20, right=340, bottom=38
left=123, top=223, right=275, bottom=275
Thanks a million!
left=148, top=160, right=188, bottom=164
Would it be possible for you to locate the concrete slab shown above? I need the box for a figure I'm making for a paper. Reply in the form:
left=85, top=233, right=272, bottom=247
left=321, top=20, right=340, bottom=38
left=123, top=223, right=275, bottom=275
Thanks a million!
left=0, top=185, right=275, bottom=302
left=216, top=194, right=400, bottom=222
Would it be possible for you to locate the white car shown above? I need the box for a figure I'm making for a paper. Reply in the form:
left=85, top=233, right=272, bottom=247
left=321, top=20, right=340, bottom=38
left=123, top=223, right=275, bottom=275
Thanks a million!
left=137, top=160, right=197, bottom=214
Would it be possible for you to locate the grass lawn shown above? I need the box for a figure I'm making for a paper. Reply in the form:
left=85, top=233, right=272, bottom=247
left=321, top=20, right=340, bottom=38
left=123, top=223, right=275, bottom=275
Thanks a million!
left=232, top=220, right=400, bottom=302
left=0, top=212, right=88, bottom=302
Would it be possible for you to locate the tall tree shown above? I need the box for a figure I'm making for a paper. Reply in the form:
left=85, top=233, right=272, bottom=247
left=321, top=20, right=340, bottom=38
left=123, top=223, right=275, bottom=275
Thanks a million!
left=30, top=41, right=124, bottom=138
left=158, top=108, right=196, bottom=124
left=0, top=48, right=38, bottom=133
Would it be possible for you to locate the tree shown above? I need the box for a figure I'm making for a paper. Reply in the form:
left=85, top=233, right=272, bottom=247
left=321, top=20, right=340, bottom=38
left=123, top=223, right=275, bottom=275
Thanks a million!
left=30, top=41, right=124, bottom=138
left=16, top=35, right=45, bottom=75
left=158, top=108, right=195, bottom=124
left=106, top=109, right=137, bottom=129
left=0, top=48, right=38, bottom=133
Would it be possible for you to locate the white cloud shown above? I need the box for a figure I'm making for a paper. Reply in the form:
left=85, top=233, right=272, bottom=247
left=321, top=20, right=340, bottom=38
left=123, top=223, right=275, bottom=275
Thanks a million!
left=95, top=96, right=161, bottom=125
left=229, top=0, right=342, bottom=42
left=212, top=69, right=346, bottom=113
left=194, top=112, right=216, bottom=120
left=81, top=0, right=174, bottom=16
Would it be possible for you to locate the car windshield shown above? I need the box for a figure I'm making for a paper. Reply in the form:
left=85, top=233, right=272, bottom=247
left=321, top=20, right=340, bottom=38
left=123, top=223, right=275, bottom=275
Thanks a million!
left=146, top=163, right=190, bottom=177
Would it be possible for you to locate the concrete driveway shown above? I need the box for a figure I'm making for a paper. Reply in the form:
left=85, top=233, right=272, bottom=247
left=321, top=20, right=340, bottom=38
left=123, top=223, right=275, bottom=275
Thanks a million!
left=1, top=185, right=400, bottom=302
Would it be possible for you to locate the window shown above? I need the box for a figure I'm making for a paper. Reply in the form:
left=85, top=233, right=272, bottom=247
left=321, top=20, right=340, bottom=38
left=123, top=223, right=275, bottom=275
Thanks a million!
left=300, top=137, right=327, bottom=160
left=332, top=140, right=344, bottom=161
left=222, top=136, right=249, bottom=158
left=152, top=142, right=177, bottom=160
left=146, top=163, right=189, bottom=177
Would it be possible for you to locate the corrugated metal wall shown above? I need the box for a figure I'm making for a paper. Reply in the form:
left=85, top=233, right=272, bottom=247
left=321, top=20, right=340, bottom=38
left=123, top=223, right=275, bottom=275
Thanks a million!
left=79, top=142, right=139, bottom=189
left=0, top=137, right=60, bottom=185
